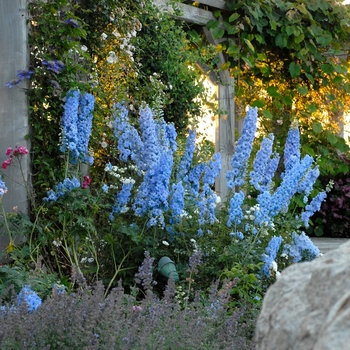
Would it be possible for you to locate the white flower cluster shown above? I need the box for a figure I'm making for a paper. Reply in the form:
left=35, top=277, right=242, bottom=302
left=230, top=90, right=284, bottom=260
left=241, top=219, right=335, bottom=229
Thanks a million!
left=104, top=164, right=138, bottom=188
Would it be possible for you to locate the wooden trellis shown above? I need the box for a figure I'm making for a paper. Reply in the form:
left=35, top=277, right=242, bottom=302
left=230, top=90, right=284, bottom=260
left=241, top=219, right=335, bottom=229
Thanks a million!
left=154, top=0, right=237, bottom=201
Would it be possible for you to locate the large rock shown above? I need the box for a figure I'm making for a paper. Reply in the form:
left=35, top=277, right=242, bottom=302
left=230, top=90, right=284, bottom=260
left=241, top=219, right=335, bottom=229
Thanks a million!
left=255, top=240, right=350, bottom=350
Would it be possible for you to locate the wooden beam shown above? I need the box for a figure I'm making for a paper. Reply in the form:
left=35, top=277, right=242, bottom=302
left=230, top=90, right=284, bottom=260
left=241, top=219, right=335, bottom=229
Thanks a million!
left=153, top=0, right=215, bottom=25
left=194, top=0, right=228, bottom=11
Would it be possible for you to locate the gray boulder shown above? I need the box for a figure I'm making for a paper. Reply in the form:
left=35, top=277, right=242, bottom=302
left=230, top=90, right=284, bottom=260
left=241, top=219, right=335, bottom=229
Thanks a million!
left=255, top=240, right=350, bottom=350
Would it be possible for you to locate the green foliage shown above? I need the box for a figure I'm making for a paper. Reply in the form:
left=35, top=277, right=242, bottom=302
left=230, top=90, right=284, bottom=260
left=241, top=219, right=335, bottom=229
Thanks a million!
left=207, top=0, right=350, bottom=182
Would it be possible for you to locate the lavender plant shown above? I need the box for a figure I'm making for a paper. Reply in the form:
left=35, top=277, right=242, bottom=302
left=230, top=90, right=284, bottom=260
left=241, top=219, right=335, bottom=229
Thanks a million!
left=0, top=255, right=257, bottom=350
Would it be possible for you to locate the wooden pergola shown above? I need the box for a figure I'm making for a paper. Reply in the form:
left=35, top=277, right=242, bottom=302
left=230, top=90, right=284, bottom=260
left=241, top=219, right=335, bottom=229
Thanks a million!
left=154, top=0, right=237, bottom=201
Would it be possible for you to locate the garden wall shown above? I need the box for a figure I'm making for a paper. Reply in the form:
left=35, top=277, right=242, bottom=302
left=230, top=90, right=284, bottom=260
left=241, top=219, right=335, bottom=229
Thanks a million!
left=0, top=0, right=30, bottom=251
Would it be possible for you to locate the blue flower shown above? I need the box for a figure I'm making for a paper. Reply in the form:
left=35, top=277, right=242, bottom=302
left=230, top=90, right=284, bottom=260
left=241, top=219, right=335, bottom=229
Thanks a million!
left=230, top=231, right=244, bottom=240
left=113, top=103, right=143, bottom=165
left=226, top=107, right=258, bottom=188
left=282, top=231, right=320, bottom=263
left=102, top=184, right=109, bottom=193
left=60, top=89, right=80, bottom=156
left=133, top=153, right=173, bottom=228
left=110, top=182, right=134, bottom=218
left=227, top=191, right=245, bottom=227
left=255, top=155, right=314, bottom=225
left=76, top=92, right=95, bottom=164
left=43, top=177, right=81, bottom=201
left=17, top=285, right=42, bottom=312
left=249, top=134, right=274, bottom=191
left=176, top=129, right=196, bottom=183
left=283, top=124, right=300, bottom=175
left=261, top=236, right=283, bottom=277
left=297, top=166, right=320, bottom=200
left=301, top=191, right=327, bottom=227
left=0, top=175, right=7, bottom=196
left=169, top=182, right=185, bottom=224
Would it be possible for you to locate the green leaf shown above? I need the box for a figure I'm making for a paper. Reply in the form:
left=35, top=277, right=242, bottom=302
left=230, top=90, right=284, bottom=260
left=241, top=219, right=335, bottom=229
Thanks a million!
left=242, top=56, right=253, bottom=68
left=305, top=73, right=314, bottom=84
left=270, top=20, right=277, bottom=30
left=244, top=38, right=255, bottom=52
left=226, top=44, right=239, bottom=56
left=297, top=85, right=308, bottom=95
left=344, top=83, right=350, bottom=93
left=257, top=52, right=267, bottom=61
left=332, top=76, right=343, bottom=84
left=321, top=63, right=334, bottom=75
left=289, top=62, right=301, bottom=78
left=335, top=138, right=350, bottom=153
left=306, top=103, right=318, bottom=113
left=220, top=61, right=230, bottom=70
left=314, top=226, right=324, bottom=237
left=212, top=27, right=225, bottom=39
left=275, top=33, right=287, bottom=48
left=261, top=110, right=273, bottom=119
left=206, top=20, right=218, bottom=29
left=294, top=33, right=305, bottom=44
left=251, top=99, right=265, bottom=108
left=286, top=26, right=294, bottom=36
left=312, top=121, right=322, bottom=134
left=327, top=133, right=338, bottom=145
left=229, top=12, right=240, bottom=22
left=267, top=86, right=280, bottom=98
left=281, top=95, right=293, bottom=105
left=339, top=163, right=349, bottom=174
left=302, top=144, right=315, bottom=156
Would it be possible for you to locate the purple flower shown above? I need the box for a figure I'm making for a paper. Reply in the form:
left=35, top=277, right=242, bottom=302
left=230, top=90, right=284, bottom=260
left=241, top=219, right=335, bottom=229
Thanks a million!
left=17, top=70, right=34, bottom=80
left=42, top=60, right=65, bottom=73
left=65, top=18, right=80, bottom=27
left=5, top=79, right=21, bottom=88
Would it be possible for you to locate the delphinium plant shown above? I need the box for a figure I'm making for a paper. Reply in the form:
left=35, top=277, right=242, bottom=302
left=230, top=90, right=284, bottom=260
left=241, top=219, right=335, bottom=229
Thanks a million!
left=2, top=96, right=326, bottom=301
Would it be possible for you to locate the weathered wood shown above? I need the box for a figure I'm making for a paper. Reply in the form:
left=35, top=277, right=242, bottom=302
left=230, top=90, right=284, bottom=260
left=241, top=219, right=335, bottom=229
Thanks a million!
left=195, top=0, right=228, bottom=10
left=203, top=27, right=235, bottom=202
left=0, top=0, right=30, bottom=215
left=153, top=0, right=215, bottom=25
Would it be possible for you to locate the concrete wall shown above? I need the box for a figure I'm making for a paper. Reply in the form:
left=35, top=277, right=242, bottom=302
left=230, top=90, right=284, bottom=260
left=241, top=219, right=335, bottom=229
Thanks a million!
left=0, top=0, right=30, bottom=254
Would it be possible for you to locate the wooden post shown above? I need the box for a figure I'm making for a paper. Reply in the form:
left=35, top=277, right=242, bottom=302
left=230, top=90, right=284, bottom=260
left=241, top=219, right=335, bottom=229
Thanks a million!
left=0, top=0, right=30, bottom=254
left=153, top=0, right=236, bottom=201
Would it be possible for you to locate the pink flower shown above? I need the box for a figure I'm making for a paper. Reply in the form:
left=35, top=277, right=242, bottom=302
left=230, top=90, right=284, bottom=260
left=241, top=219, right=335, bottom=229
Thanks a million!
left=82, top=175, right=91, bottom=188
left=2, top=158, right=12, bottom=169
left=13, top=146, right=29, bottom=156
left=5, top=147, right=12, bottom=156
